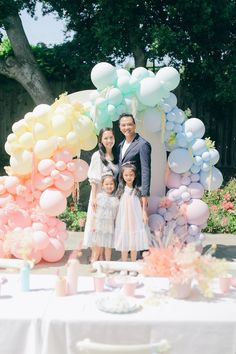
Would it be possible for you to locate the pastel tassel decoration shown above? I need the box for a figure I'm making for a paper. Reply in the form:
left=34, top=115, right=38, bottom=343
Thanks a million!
left=20, top=261, right=30, bottom=292
left=55, top=269, right=67, bottom=296
left=66, top=259, right=79, bottom=295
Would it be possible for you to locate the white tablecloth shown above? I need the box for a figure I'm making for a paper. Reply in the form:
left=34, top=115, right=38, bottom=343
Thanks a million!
left=0, top=273, right=236, bottom=354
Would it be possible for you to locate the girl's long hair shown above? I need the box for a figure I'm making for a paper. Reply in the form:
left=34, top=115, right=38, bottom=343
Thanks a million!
left=98, top=128, right=118, bottom=166
left=116, top=163, right=141, bottom=199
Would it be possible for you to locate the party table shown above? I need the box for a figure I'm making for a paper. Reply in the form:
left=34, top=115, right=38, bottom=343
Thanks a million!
left=0, top=273, right=236, bottom=354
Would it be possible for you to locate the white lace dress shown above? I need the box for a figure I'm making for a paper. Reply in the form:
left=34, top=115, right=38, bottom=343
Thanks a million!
left=83, top=151, right=119, bottom=248
left=114, top=186, right=150, bottom=252
left=84, top=192, right=119, bottom=248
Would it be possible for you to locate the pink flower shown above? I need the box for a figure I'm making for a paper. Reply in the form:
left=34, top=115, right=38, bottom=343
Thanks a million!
left=221, top=217, right=229, bottom=226
left=223, top=192, right=231, bottom=201
left=211, top=205, right=218, bottom=212
left=221, top=201, right=234, bottom=210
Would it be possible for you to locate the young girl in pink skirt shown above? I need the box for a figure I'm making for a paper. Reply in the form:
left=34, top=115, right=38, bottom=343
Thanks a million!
left=115, top=163, right=150, bottom=262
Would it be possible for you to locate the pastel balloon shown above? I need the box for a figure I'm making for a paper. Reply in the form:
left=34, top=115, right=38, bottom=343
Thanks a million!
left=209, top=148, right=220, bottom=165
left=33, top=104, right=51, bottom=120
left=33, top=122, right=50, bottom=140
left=34, top=138, right=57, bottom=159
left=28, top=248, right=42, bottom=264
left=188, top=182, right=204, bottom=199
left=117, top=76, right=131, bottom=94
left=39, top=189, right=67, bottom=216
left=10, top=150, right=33, bottom=175
left=168, top=148, right=193, bottom=173
left=191, top=139, right=207, bottom=156
left=52, top=114, right=72, bottom=136
left=38, top=159, right=55, bottom=176
left=143, top=108, right=162, bottom=132
left=12, top=119, right=28, bottom=136
left=55, top=160, right=67, bottom=171
left=54, top=149, right=73, bottom=163
left=7, top=209, right=31, bottom=229
left=137, top=77, right=164, bottom=107
left=32, top=231, right=49, bottom=250
left=4, top=176, right=21, bottom=194
left=148, top=214, right=165, bottom=232
left=183, top=118, right=205, bottom=139
left=200, top=167, right=223, bottom=191
left=80, top=133, right=97, bottom=151
left=34, top=174, right=54, bottom=191
left=19, top=132, right=34, bottom=149
left=147, top=196, right=160, bottom=215
left=166, top=172, right=181, bottom=189
left=156, top=67, right=180, bottom=91
left=107, top=88, right=123, bottom=106
left=91, top=62, right=117, bottom=90
left=42, top=238, right=65, bottom=262
left=74, top=159, right=89, bottom=182
left=132, top=67, right=149, bottom=81
left=73, top=115, right=93, bottom=138
left=186, top=199, right=209, bottom=226
left=117, top=68, right=131, bottom=77
left=54, top=171, right=74, bottom=191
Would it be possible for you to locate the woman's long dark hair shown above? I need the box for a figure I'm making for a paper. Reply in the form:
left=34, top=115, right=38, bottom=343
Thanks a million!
left=116, top=163, right=141, bottom=199
left=98, top=128, right=118, bottom=166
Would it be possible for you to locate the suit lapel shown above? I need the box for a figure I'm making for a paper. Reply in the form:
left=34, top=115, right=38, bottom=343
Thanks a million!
left=121, top=134, right=139, bottom=162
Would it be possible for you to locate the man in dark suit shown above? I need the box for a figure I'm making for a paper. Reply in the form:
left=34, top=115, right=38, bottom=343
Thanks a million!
left=118, top=113, right=152, bottom=223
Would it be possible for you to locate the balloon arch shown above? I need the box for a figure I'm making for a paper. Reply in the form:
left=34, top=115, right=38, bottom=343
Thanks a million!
left=0, top=62, right=223, bottom=263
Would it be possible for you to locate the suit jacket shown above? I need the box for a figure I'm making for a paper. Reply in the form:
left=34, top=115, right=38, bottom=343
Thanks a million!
left=118, top=133, right=152, bottom=196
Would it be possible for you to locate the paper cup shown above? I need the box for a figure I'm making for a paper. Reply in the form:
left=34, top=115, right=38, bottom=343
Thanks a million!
left=122, top=278, right=137, bottom=297
left=93, top=274, right=106, bottom=292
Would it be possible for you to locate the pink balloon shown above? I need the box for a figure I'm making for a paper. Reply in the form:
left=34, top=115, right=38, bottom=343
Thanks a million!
left=7, top=209, right=31, bottom=229
left=0, top=194, right=14, bottom=208
left=29, top=249, right=42, bottom=264
left=15, top=195, right=29, bottom=209
left=38, top=159, right=55, bottom=176
left=48, top=227, right=58, bottom=237
left=73, top=159, right=89, bottom=182
left=186, top=199, right=209, bottom=226
left=39, top=188, right=67, bottom=216
left=42, top=238, right=65, bottom=262
left=54, top=171, right=74, bottom=191
left=188, top=182, right=204, bottom=199
left=67, top=162, right=76, bottom=172
left=34, top=173, right=54, bottom=191
left=166, top=172, right=181, bottom=189
left=0, top=184, right=6, bottom=195
left=54, top=149, right=72, bottom=163
left=4, top=176, right=21, bottom=194
left=0, top=209, right=8, bottom=225
left=32, top=231, right=49, bottom=250
left=32, top=222, right=48, bottom=232
left=55, top=160, right=67, bottom=171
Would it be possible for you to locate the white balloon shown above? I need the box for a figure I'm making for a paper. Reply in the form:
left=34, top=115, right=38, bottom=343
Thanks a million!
left=209, top=148, right=220, bottom=165
left=191, top=138, right=207, bottom=156
left=200, top=167, right=223, bottom=191
left=183, top=118, right=205, bottom=139
left=163, top=92, right=177, bottom=109
left=132, top=67, right=149, bottom=81
left=91, top=62, right=117, bottom=90
left=168, top=148, right=193, bottom=173
left=137, top=77, right=164, bottom=107
left=156, top=67, right=180, bottom=91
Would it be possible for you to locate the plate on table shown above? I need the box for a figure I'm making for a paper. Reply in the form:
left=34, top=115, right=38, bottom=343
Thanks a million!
left=96, top=294, right=142, bottom=314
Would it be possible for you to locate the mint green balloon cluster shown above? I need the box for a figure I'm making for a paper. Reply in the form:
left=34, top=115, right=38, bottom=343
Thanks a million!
left=88, top=62, right=180, bottom=132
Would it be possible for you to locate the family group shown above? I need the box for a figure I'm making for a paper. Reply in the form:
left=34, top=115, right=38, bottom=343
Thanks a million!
left=83, top=113, right=152, bottom=263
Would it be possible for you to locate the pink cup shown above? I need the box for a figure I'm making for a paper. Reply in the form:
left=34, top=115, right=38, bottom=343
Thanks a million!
left=93, top=274, right=106, bottom=292
left=122, top=278, right=137, bottom=297
left=219, top=275, right=232, bottom=293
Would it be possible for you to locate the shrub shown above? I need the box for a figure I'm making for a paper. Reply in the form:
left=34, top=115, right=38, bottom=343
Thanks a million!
left=203, top=178, right=236, bottom=234
left=59, top=205, right=87, bottom=232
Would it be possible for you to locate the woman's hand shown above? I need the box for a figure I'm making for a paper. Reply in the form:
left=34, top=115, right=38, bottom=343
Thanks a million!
left=92, top=198, right=97, bottom=212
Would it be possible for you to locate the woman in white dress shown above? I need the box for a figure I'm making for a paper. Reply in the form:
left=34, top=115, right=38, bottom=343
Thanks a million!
left=115, top=163, right=150, bottom=262
left=83, top=128, right=119, bottom=262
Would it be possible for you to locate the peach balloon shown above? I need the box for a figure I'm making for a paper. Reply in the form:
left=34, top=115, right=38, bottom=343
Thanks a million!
left=7, top=209, right=32, bottom=229
left=38, top=159, right=55, bottom=176
left=74, top=159, right=89, bottom=182
left=39, top=188, right=67, bottom=216
left=42, top=238, right=65, bottom=262
left=5, top=176, right=21, bottom=194
left=54, top=171, right=74, bottom=191
left=32, top=231, right=49, bottom=250
left=54, top=149, right=73, bottom=163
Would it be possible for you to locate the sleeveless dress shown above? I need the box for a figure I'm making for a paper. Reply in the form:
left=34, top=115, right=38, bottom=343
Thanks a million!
left=84, top=192, right=119, bottom=248
left=114, top=186, right=150, bottom=252
left=83, top=151, right=119, bottom=248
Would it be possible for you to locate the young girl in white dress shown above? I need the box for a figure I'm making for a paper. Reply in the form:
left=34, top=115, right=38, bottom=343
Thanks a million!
left=85, top=174, right=119, bottom=261
left=115, top=163, right=150, bottom=262
left=83, top=128, right=119, bottom=262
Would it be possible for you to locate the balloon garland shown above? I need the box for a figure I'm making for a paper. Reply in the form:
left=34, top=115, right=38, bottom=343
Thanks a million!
left=0, top=62, right=223, bottom=262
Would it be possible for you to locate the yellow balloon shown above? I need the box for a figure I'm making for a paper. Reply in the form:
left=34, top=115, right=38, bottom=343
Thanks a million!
left=66, top=131, right=79, bottom=145
left=18, top=132, right=35, bottom=149
left=80, top=132, right=97, bottom=151
left=51, top=114, right=72, bottom=136
left=24, top=112, right=36, bottom=129
left=12, top=119, right=28, bottom=137
left=7, top=133, right=17, bottom=143
left=33, top=122, right=51, bottom=140
left=73, top=115, right=94, bottom=139
left=10, top=150, right=33, bottom=176
left=34, top=137, right=57, bottom=159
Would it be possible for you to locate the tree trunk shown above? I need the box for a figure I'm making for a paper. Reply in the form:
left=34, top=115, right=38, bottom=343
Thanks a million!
left=1, top=14, right=54, bottom=105
left=133, top=45, right=147, bottom=68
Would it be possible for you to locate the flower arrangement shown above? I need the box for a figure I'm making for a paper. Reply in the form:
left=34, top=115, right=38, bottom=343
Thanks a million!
left=203, top=178, right=236, bottom=234
left=142, top=234, right=227, bottom=298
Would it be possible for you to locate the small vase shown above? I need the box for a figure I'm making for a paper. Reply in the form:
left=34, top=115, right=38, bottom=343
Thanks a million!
left=169, top=279, right=192, bottom=299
